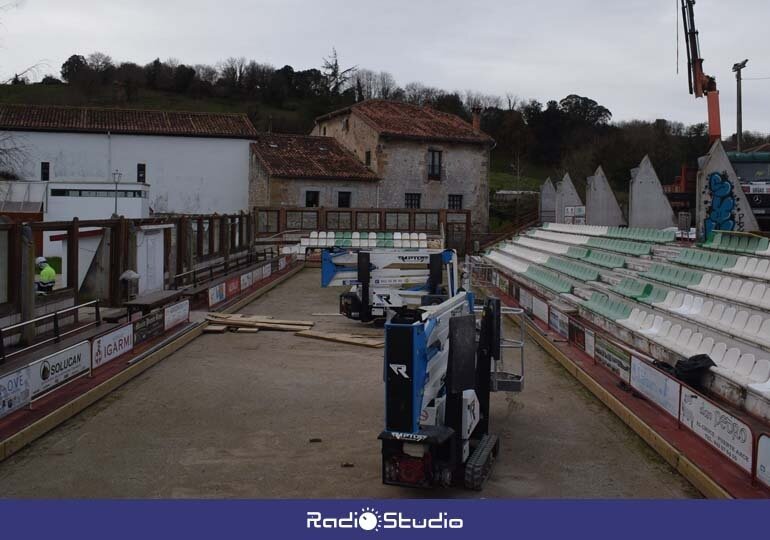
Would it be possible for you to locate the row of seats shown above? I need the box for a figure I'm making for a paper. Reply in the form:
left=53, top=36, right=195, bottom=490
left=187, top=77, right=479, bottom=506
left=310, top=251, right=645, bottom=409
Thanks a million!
left=605, top=226, right=676, bottom=244
left=542, top=223, right=675, bottom=244
left=523, top=266, right=573, bottom=294
left=586, top=237, right=651, bottom=257
left=544, top=258, right=600, bottom=282
left=487, top=250, right=572, bottom=295
left=673, top=249, right=770, bottom=281
left=529, top=230, right=590, bottom=246
left=643, top=261, right=770, bottom=311
left=702, top=231, right=770, bottom=256
left=514, top=236, right=571, bottom=256
left=302, top=231, right=428, bottom=249
left=498, top=244, right=549, bottom=265
left=585, top=251, right=625, bottom=269
left=612, top=274, right=770, bottom=350
left=542, top=223, right=609, bottom=236
left=581, top=292, right=633, bottom=321
left=620, top=308, right=770, bottom=388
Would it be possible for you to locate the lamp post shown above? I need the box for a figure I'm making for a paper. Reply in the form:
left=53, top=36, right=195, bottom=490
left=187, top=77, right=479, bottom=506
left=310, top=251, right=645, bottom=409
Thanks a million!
left=112, top=169, right=122, bottom=216
left=732, top=59, right=748, bottom=152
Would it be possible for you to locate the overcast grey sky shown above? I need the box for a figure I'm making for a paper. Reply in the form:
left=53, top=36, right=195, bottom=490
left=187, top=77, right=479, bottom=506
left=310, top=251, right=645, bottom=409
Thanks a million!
left=2, top=0, right=768, bottom=133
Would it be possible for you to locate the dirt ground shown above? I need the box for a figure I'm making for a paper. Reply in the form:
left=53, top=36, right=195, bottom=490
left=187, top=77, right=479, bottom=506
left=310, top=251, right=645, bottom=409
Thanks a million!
left=0, top=269, right=699, bottom=498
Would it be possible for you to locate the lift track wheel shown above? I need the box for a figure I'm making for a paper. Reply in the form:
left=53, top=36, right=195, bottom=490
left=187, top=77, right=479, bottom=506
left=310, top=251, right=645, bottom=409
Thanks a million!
left=464, top=434, right=500, bottom=491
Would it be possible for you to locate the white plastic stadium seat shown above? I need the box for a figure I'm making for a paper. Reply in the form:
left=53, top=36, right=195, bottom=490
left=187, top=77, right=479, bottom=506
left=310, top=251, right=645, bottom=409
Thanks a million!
left=709, top=342, right=727, bottom=364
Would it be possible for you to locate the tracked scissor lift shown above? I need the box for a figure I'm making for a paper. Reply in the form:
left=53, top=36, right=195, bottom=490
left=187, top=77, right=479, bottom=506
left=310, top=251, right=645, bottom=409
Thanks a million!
left=379, top=293, right=524, bottom=490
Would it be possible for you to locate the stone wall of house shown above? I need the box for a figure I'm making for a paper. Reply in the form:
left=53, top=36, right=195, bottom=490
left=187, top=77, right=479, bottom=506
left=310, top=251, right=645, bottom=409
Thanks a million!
left=378, top=140, right=489, bottom=231
left=312, top=114, right=381, bottom=174
left=266, top=178, right=379, bottom=209
left=248, top=151, right=271, bottom=208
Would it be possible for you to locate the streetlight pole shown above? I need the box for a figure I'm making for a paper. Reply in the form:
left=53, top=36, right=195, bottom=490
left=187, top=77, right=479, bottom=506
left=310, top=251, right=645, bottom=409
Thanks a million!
left=112, top=169, right=122, bottom=216
left=732, top=59, right=748, bottom=152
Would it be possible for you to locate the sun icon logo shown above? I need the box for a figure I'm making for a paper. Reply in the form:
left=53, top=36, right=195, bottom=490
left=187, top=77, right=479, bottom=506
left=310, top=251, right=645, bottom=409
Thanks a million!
left=357, top=507, right=382, bottom=532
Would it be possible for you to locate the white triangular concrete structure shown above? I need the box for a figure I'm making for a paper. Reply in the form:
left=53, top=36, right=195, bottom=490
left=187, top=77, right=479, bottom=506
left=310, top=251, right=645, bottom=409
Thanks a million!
left=555, top=173, right=584, bottom=224
left=696, top=140, right=759, bottom=239
left=587, top=166, right=626, bottom=226
left=628, top=156, right=677, bottom=229
left=539, top=177, right=556, bottom=223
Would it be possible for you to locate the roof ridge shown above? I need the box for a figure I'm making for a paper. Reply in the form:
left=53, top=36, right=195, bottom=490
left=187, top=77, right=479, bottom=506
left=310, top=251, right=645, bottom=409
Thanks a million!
left=0, top=102, right=250, bottom=118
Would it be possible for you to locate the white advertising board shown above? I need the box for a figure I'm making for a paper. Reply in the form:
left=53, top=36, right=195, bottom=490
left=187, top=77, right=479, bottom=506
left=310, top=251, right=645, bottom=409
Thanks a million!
left=279, top=257, right=287, bottom=271
left=208, top=283, right=226, bottom=307
left=680, top=389, right=753, bottom=473
left=519, top=288, right=533, bottom=312
left=0, top=367, right=30, bottom=419
left=532, top=296, right=549, bottom=323
left=549, top=307, right=569, bottom=338
left=240, top=271, right=253, bottom=291
left=758, top=435, right=770, bottom=488
left=29, top=341, right=90, bottom=398
left=585, top=329, right=595, bottom=358
left=92, top=324, right=134, bottom=369
left=262, top=264, right=272, bottom=280
left=630, top=356, right=680, bottom=418
left=251, top=268, right=261, bottom=285
left=164, top=300, right=190, bottom=331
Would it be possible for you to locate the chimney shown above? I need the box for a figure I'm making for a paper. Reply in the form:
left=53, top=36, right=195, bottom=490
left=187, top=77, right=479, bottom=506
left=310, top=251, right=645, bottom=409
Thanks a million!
left=471, top=107, right=482, bottom=131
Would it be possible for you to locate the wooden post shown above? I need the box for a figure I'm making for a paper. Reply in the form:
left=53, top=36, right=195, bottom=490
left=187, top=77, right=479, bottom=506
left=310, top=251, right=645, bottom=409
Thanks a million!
left=196, top=217, right=204, bottom=260
left=176, top=216, right=187, bottom=281
left=67, top=218, right=80, bottom=322
left=19, top=225, right=36, bottom=345
left=220, top=214, right=230, bottom=271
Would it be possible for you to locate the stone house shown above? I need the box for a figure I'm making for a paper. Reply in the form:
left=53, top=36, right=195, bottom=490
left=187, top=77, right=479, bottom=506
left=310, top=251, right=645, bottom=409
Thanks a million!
left=249, top=100, right=494, bottom=232
left=249, top=133, right=379, bottom=210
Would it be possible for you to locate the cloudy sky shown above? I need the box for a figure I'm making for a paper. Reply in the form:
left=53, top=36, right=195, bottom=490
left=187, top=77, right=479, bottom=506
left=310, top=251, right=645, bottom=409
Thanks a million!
left=2, top=0, right=768, bottom=132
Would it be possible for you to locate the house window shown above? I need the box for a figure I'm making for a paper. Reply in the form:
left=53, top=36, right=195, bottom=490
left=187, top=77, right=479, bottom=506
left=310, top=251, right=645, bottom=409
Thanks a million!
left=322, top=126, right=327, bottom=136
left=448, top=194, right=463, bottom=210
left=305, top=190, right=320, bottom=208
left=428, top=150, right=442, bottom=180
left=365, top=150, right=371, bottom=167
left=41, top=162, right=50, bottom=181
left=137, top=163, right=146, bottom=183
left=405, top=193, right=421, bottom=209
left=337, top=191, right=351, bottom=208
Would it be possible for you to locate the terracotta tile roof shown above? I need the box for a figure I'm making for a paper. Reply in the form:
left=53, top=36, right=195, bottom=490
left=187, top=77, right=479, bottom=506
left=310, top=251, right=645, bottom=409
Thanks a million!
left=251, top=134, right=378, bottom=181
left=0, top=104, right=257, bottom=139
left=316, top=99, right=493, bottom=145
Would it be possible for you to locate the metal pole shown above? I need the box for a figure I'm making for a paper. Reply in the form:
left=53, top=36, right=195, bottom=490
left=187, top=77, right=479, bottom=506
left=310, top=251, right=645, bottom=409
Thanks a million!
left=733, top=59, right=748, bottom=152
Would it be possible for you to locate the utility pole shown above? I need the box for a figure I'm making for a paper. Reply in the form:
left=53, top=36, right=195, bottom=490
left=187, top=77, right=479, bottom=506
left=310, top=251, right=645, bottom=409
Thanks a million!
left=733, top=59, right=748, bottom=152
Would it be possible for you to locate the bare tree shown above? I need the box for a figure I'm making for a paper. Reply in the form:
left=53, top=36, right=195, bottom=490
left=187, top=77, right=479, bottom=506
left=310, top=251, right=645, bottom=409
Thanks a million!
left=505, top=92, right=519, bottom=111
left=404, top=82, right=440, bottom=105
left=322, top=48, right=356, bottom=95
left=0, top=132, right=26, bottom=179
left=218, top=56, right=247, bottom=89
left=464, top=90, right=501, bottom=111
left=193, top=64, right=218, bottom=85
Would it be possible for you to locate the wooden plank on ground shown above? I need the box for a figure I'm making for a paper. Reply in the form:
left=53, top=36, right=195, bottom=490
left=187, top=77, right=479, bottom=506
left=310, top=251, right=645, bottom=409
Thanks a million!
left=203, top=324, right=228, bottom=333
left=295, top=330, right=385, bottom=349
left=207, top=313, right=314, bottom=327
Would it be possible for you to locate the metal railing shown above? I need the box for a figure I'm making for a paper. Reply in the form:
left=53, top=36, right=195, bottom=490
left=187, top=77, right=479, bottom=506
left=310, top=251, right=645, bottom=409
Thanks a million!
left=172, top=247, right=276, bottom=290
left=0, top=299, right=101, bottom=363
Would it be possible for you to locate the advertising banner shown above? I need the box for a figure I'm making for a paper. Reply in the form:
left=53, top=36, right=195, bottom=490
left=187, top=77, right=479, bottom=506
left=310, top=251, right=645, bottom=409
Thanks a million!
left=240, top=271, right=254, bottom=291
left=630, top=356, right=680, bottom=418
left=164, top=300, right=190, bottom=331
left=498, top=275, right=510, bottom=296
left=29, top=341, right=90, bottom=398
left=532, top=297, right=548, bottom=323
left=262, top=264, right=272, bottom=280
left=208, top=283, right=226, bottom=307
left=585, top=329, right=595, bottom=358
left=680, top=389, right=752, bottom=473
left=92, top=324, right=134, bottom=369
left=518, top=288, right=533, bottom=313
left=758, top=435, right=770, bottom=488
left=549, top=307, right=569, bottom=338
left=595, top=336, right=630, bottom=382
left=133, top=310, right=165, bottom=346
left=279, top=256, right=287, bottom=271
left=0, top=367, right=30, bottom=419
left=251, top=268, right=261, bottom=285
left=226, top=277, right=241, bottom=298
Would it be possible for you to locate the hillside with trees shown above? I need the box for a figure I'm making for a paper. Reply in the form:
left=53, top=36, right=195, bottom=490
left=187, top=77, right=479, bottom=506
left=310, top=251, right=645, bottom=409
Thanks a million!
left=3, top=50, right=769, bottom=195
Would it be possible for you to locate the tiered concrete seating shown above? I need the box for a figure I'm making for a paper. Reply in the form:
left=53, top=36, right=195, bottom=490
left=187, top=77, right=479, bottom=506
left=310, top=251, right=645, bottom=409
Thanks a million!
left=514, top=237, right=572, bottom=255
left=611, top=278, right=653, bottom=299
left=302, top=231, right=429, bottom=249
left=641, top=263, right=703, bottom=288
left=529, top=230, right=591, bottom=245
left=523, top=267, right=573, bottom=294
left=486, top=251, right=530, bottom=275
left=702, top=231, right=770, bottom=256
left=498, top=244, right=550, bottom=265
left=689, top=273, right=770, bottom=310
left=606, top=226, right=676, bottom=244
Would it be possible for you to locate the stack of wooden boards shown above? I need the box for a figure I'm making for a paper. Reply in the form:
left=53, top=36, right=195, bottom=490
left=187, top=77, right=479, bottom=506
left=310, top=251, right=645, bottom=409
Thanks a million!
left=203, top=312, right=385, bottom=348
left=204, top=313, right=314, bottom=333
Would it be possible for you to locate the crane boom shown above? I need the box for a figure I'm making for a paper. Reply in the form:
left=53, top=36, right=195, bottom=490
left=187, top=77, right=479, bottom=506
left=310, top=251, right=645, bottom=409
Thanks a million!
left=680, top=0, right=721, bottom=144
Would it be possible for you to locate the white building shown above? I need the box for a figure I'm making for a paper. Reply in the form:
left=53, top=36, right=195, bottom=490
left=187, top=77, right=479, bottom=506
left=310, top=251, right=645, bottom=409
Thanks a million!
left=0, top=104, right=257, bottom=221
